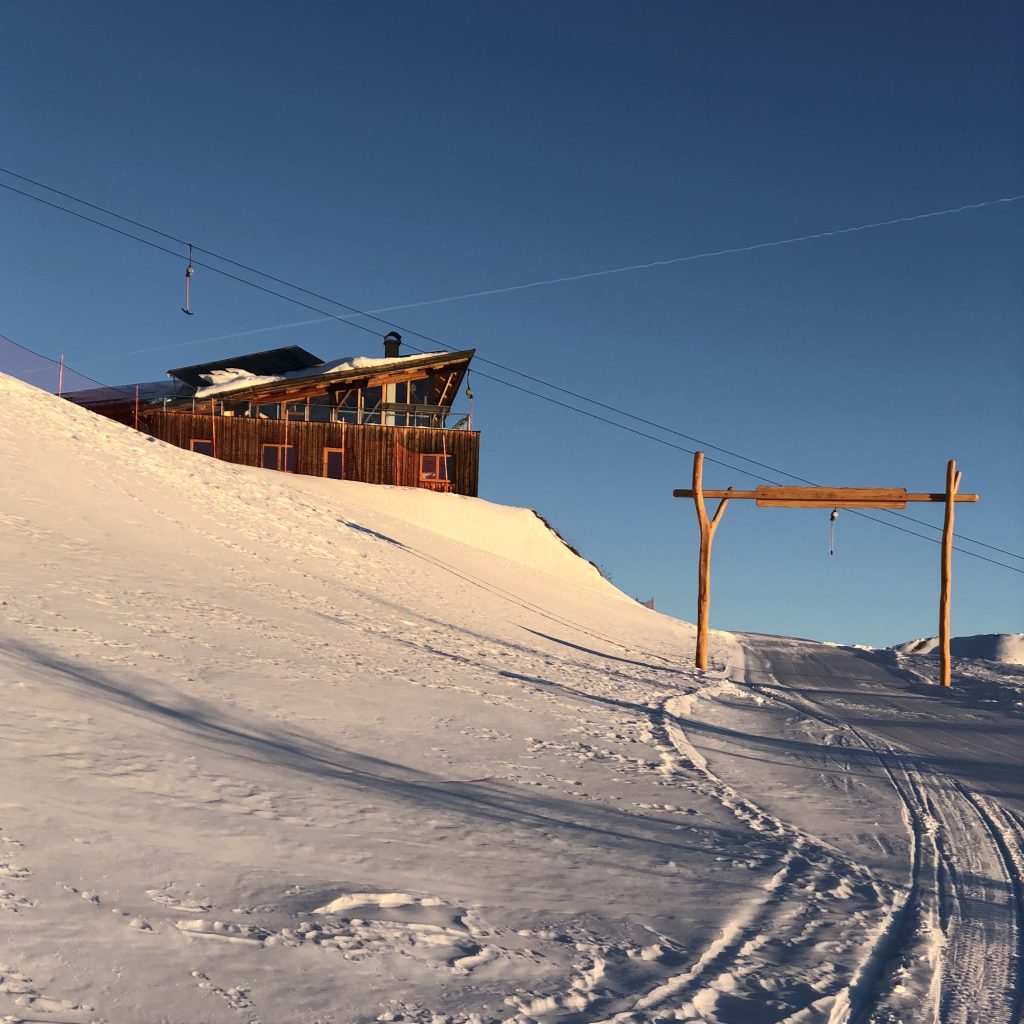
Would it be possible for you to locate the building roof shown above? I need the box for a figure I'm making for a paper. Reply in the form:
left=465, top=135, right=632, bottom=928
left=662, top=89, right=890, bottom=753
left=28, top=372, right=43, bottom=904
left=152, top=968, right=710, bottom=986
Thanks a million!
left=187, top=348, right=475, bottom=403
left=166, top=345, right=324, bottom=388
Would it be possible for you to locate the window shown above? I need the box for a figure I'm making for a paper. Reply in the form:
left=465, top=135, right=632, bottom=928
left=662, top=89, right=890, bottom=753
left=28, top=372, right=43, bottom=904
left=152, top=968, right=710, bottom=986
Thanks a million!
left=408, top=377, right=430, bottom=404
left=334, top=389, right=359, bottom=424
left=361, top=386, right=382, bottom=424
left=262, top=444, right=296, bottom=472
left=286, top=401, right=307, bottom=422
left=419, top=454, right=453, bottom=482
left=309, top=395, right=333, bottom=423
left=190, top=439, right=214, bottom=456
left=323, top=448, right=345, bottom=480
left=257, top=403, right=281, bottom=420
left=223, top=402, right=250, bottom=417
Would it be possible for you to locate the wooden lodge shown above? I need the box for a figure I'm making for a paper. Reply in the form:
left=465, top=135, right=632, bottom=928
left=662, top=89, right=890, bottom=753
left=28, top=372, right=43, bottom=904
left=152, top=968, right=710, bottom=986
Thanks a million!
left=66, top=333, right=480, bottom=496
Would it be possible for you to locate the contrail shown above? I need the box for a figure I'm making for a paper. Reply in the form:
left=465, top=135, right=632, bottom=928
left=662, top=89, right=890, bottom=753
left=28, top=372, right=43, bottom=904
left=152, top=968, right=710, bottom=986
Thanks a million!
left=80, top=192, right=1024, bottom=366
left=373, top=193, right=1024, bottom=311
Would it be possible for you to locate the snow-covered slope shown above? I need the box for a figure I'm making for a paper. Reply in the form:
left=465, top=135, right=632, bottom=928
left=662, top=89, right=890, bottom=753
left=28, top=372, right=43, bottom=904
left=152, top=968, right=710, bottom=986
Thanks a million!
left=890, top=632, right=1024, bottom=665
left=2, top=373, right=1022, bottom=1024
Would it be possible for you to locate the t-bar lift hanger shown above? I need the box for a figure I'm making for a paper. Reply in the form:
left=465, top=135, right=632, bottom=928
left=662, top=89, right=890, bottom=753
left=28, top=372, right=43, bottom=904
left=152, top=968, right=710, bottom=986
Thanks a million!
left=181, top=243, right=195, bottom=315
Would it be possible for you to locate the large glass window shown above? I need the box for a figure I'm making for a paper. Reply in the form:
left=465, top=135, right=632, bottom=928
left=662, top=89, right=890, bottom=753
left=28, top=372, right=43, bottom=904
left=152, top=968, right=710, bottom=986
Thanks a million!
left=262, top=444, right=296, bottom=472
left=408, top=377, right=430, bottom=404
left=286, top=401, right=307, bottom=422
left=335, top=390, right=359, bottom=424
left=223, top=402, right=250, bottom=417
left=257, top=403, right=281, bottom=420
left=309, top=395, right=333, bottom=423
left=361, top=386, right=382, bottom=424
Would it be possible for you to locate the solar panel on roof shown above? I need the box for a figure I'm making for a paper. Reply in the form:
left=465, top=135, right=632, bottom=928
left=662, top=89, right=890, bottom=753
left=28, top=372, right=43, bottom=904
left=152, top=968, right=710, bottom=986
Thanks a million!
left=166, top=346, right=324, bottom=388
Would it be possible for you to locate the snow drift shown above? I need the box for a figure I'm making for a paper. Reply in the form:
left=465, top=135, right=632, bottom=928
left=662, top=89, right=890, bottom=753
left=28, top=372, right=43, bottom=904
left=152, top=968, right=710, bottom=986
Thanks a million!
left=890, top=632, right=1024, bottom=665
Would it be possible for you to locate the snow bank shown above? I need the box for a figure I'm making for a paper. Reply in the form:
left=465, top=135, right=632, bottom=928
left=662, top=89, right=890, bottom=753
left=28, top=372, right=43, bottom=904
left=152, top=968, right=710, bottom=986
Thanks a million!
left=890, top=633, right=1024, bottom=665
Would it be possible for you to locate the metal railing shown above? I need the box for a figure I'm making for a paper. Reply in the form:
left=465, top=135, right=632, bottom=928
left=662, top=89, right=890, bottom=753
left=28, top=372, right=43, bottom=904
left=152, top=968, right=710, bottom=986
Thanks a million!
left=166, top=397, right=474, bottom=430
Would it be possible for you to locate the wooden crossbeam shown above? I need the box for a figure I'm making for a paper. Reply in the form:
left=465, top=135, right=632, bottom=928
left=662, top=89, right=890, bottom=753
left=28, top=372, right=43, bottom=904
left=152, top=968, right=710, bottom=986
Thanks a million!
left=760, top=486, right=906, bottom=501
left=673, top=486, right=978, bottom=507
left=758, top=500, right=909, bottom=508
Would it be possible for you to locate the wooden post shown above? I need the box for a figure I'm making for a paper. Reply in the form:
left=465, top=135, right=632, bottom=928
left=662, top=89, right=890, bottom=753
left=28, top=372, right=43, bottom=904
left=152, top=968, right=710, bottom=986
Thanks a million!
left=135, top=384, right=140, bottom=430
left=58, top=354, right=64, bottom=397
left=692, top=452, right=731, bottom=669
left=939, top=459, right=960, bottom=687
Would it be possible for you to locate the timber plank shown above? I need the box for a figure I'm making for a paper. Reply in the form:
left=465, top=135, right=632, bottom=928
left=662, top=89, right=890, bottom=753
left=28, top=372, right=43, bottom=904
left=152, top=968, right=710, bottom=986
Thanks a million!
left=756, top=499, right=908, bottom=508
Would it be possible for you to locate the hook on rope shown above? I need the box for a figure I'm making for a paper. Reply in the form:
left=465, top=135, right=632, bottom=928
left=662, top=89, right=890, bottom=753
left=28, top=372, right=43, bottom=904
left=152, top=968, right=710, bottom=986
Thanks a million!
left=829, top=508, right=839, bottom=556
left=181, top=243, right=195, bottom=315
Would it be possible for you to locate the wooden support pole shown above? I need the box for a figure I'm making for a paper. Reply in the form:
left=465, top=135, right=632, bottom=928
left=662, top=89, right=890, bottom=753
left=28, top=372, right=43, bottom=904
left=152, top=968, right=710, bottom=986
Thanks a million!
left=692, top=451, right=731, bottom=670
left=939, top=459, right=960, bottom=687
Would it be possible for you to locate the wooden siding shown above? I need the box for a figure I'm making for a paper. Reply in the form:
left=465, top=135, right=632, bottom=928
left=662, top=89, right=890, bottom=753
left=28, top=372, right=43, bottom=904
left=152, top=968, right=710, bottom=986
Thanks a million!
left=134, top=409, right=480, bottom=496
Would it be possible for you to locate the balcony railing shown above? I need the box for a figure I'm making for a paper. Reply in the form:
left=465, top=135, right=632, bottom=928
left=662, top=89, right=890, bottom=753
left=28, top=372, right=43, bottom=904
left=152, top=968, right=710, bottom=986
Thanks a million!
left=378, top=402, right=449, bottom=427
left=163, top=397, right=473, bottom=430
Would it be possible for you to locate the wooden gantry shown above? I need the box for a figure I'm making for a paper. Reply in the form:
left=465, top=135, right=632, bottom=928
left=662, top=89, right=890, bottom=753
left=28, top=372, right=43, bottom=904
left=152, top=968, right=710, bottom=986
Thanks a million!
left=674, top=453, right=978, bottom=686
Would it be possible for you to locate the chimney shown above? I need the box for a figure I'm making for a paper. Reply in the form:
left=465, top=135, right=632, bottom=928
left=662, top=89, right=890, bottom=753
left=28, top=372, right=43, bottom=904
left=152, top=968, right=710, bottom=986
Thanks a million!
left=383, top=331, right=402, bottom=358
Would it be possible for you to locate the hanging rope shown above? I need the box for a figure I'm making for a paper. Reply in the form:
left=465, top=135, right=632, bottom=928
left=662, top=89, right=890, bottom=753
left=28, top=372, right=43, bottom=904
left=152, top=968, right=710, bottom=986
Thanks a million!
left=829, top=508, right=839, bottom=556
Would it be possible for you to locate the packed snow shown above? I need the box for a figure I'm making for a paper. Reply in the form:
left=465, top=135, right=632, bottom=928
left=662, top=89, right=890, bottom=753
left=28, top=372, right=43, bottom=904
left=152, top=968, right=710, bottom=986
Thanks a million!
left=1, top=371, right=1021, bottom=1024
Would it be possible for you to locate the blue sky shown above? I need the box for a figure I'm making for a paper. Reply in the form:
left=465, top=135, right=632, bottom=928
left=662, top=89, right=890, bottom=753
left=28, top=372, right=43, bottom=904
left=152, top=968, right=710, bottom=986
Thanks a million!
left=3, top=1, right=1022, bottom=646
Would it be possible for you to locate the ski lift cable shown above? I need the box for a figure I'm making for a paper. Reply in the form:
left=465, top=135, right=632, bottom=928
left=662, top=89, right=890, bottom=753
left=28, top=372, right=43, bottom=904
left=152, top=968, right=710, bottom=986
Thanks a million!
left=3, top=168, right=1022, bottom=524
left=2, top=173, right=1023, bottom=568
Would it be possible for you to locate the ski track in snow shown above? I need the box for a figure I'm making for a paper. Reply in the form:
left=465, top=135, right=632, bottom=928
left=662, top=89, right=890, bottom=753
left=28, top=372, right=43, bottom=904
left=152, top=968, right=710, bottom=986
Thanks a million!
left=3, top=589, right=1020, bottom=1024
left=4, top=596, right=1019, bottom=1024
left=736, top=648, right=1024, bottom=1024
left=577, top=674, right=895, bottom=1024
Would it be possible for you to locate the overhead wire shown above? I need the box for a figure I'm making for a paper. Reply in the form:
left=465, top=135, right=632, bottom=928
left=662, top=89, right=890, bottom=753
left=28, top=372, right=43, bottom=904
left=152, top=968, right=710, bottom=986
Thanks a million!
left=462, top=365, right=1024, bottom=574
left=314, top=194, right=1024, bottom=310
left=2, top=168, right=1022, bottom=573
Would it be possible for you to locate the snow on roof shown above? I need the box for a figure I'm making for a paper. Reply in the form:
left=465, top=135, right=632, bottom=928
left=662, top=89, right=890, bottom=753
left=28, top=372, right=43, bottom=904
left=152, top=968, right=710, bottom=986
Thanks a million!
left=166, top=345, right=324, bottom=388
left=193, top=351, right=450, bottom=399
